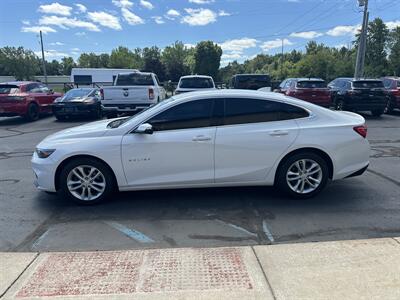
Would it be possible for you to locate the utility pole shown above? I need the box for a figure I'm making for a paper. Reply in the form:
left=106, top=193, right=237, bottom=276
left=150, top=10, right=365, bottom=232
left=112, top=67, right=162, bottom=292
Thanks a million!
left=39, top=30, right=48, bottom=84
left=280, top=39, right=284, bottom=80
left=354, top=0, right=369, bottom=79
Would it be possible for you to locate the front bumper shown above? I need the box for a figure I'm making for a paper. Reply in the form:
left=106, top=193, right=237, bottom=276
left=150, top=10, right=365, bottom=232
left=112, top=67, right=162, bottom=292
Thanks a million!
left=31, top=152, right=57, bottom=192
left=52, top=103, right=99, bottom=116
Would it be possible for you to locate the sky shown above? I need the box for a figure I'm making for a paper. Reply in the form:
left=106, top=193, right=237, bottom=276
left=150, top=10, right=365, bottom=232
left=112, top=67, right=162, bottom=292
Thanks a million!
left=0, top=0, right=399, bottom=66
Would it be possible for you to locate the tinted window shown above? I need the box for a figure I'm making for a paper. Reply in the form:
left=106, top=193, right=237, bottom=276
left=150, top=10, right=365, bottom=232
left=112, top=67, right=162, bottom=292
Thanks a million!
left=279, top=80, right=286, bottom=88
left=233, top=75, right=271, bottom=90
left=148, top=99, right=213, bottom=131
left=63, top=89, right=93, bottom=100
left=296, top=80, right=327, bottom=88
left=352, top=81, right=384, bottom=88
left=179, top=77, right=214, bottom=89
left=224, top=98, right=308, bottom=125
left=116, top=73, right=154, bottom=86
left=27, top=83, right=40, bottom=92
left=0, top=85, right=19, bottom=94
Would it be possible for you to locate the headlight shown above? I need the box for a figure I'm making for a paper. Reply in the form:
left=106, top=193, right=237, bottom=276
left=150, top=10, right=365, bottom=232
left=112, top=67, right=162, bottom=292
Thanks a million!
left=54, top=97, right=63, bottom=103
left=36, top=148, right=56, bottom=159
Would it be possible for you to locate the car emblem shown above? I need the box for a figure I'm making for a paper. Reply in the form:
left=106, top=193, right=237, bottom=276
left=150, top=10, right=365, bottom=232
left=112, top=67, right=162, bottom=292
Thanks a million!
left=123, top=91, right=129, bottom=97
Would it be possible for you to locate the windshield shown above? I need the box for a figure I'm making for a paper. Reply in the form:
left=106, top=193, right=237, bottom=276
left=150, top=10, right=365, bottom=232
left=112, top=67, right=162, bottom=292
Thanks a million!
left=296, top=81, right=327, bottom=88
left=353, top=81, right=384, bottom=88
left=234, top=75, right=271, bottom=90
left=63, top=89, right=93, bottom=100
left=107, top=98, right=176, bottom=128
left=179, top=78, right=214, bottom=89
left=115, top=73, right=154, bottom=86
left=0, top=85, right=20, bottom=94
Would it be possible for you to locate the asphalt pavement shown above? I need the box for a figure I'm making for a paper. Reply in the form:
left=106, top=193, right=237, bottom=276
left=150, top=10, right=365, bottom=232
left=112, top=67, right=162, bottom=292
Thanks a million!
left=0, top=112, right=399, bottom=252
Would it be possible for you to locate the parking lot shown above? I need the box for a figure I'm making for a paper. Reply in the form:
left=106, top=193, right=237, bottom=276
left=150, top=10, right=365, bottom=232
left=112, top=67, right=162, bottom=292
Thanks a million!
left=0, top=112, right=399, bottom=252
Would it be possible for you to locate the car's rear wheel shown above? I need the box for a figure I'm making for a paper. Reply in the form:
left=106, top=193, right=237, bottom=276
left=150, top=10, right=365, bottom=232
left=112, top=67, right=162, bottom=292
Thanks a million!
left=276, top=152, right=329, bottom=199
left=55, top=114, right=67, bottom=121
left=384, top=99, right=394, bottom=114
left=25, top=103, right=40, bottom=121
left=59, top=158, right=115, bottom=205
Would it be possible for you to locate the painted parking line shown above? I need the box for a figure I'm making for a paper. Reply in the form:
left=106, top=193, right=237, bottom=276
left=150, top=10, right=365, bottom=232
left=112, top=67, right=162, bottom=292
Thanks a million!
left=216, top=220, right=258, bottom=237
left=104, top=221, right=154, bottom=243
left=262, top=220, right=274, bottom=243
left=31, top=229, right=51, bottom=250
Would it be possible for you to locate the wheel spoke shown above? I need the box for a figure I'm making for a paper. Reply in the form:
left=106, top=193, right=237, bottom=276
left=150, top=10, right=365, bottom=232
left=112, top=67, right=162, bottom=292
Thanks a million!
left=299, top=179, right=305, bottom=193
left=286, top=158, right=323, bottom=194
left=308, top=176, right=321, bottom=184
left=72, top=169, right=84, bottom=181
left=69, top=184, right=83, bottom=191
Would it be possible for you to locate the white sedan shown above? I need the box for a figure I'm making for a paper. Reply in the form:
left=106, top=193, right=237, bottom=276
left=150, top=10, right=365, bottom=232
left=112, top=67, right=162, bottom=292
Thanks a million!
left=32, top=90, right=370, bottom=204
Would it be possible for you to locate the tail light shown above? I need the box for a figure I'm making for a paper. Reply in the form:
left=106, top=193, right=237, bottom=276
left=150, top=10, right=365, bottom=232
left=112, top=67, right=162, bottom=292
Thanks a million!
left=148, top=88, right=154, bottom=100
left=353, top=125, right=367, bottom=138
left=100, top=88, right=104, bottom=100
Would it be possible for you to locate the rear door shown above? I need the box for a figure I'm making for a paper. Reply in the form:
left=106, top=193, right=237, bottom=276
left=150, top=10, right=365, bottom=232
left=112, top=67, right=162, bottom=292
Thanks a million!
left=214, top=98, right=301, bottom=183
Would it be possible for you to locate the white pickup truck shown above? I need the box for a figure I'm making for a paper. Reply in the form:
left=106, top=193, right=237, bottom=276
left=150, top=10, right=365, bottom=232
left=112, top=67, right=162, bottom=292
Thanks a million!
left=101, top=71, right=166, bottom=115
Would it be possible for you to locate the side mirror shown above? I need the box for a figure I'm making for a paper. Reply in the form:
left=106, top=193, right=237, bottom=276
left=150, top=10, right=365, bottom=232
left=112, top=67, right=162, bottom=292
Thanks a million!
left=134, top=123, right=153, bottom=134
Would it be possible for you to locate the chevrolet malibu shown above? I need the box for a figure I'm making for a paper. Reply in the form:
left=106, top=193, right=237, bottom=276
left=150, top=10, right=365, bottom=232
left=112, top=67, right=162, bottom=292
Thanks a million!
left=32, top=90, right=370, bottom=205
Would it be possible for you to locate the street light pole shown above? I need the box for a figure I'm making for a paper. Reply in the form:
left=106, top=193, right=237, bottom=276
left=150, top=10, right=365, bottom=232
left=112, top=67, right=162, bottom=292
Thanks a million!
left=39, top=30, right=48, bottom=85
left=354, top=0, right=369, bottom=79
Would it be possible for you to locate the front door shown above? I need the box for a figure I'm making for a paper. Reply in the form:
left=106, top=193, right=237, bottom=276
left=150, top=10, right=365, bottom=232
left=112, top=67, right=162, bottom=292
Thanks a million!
left=121, top=99, right=216, bottom=187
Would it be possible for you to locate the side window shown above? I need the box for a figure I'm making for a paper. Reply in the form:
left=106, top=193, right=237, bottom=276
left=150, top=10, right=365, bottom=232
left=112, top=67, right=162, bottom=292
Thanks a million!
left=279, top=80, right=286, bottom=88
left=279, top=103, right=310, bottom=120
left=284, top=80, right=291, bottom=89
left=26, top=83, right=39, bottom=92
left=148, top=99, right=213, bottom=131
left=39, top=84, right=50, bottom=93
left=224, top=98, right=282, bottom=125
left=154, top=75, right=161, bottom=86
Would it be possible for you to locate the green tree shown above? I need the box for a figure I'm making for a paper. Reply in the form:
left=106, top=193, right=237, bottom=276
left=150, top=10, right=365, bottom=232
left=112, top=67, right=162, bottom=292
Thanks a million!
left=109, top=46, right=143, bottom=69
left=142, top=46, right=165, bottom=80
left=388, top=26, right=400, bottom=76
left=61, top=57, right=76, bottom=75
left=46, top=60, right=62, bottom=75
left=194, top=41, right=222, bottom=80
left=0, top=46, right=40, bottom=80
left=364, top=18, right=389, bottom=76
left=162, top=41, right=191, bottom=82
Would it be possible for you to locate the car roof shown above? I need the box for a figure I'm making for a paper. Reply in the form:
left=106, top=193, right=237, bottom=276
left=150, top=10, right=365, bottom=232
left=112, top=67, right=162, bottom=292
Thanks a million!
left=233, top=74, right=269, bottom=77
left=0, top=81, right=37, bottom=86
left=180, top=75, right=213, bottom=79
left=334, top=77, right=382, bottom=82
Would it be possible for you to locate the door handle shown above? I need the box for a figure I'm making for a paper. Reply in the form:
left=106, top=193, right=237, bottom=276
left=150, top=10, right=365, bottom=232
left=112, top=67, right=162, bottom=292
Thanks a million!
left=269, top=130, right=289, bottom=136
left=192, top=135, right=211, bottom=142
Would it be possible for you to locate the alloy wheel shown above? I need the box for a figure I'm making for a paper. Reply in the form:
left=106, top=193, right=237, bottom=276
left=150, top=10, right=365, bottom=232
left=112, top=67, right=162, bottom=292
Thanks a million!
left=286, top=159, right=323, bottom=194
left=66, top=165, right=106, bottom=201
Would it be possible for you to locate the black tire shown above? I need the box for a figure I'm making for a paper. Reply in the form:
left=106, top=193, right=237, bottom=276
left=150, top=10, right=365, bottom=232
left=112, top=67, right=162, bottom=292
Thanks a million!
left=55, top=114, right=67, bottom=121
left=24, top=103, right=40, bottom=121
left=384, top=99, right=394, bottom=114
left=334, top=98, right=346, bottom=111
left=58, top=157, right=115, bottom=205
left=371, top=109, right=384, bottom=117
left=92, top=106, right=103, bottom=119
left=276, top=152, right=329, bottom=199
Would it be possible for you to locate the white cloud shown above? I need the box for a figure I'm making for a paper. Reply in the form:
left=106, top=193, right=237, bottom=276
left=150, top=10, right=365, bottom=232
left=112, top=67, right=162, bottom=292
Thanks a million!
left=290, top=31, right=323, bottom=39
left=260, top=38, right=293, bottom=51
left=220, top=38, right=258, bottom=52
left=22, top=20, right=30, bottom=25
left=49, top=42, right=65, bottom=46
left=218, top=10, right=231, bottom=17
left=75, top=31, right=86, bottom=36
left=75, top=3, right=87, bottom=13
left=88, top=11, right=122, bottom=30
left=386, top=20, right=400, bottom=30
left=189, top=0, right=215, bottom=4
left=326, top=25, right=360, bottom=37
left=140, top=0, right=154, bottom=10
left=165, top=9, right=180, bottom=20
left=71, top=47, right=80, bottom=51
left=121, top=8, right=145, bottom=25
left=181, top=8, right=217, bottom=26
left=112, top=0, right=133, bottom=8
left=40, top=15, right=101, bottom=31
left=221, top=53, right=242, bottom=60
left=21, top=26, right=57, bottom=34
left=35, top=49, right=69, bottom=59
left=152, top=16, right=165, bottom=24
left=184, top=43, right=196, bottom=49
left=38, top=2, right=72, bottom=16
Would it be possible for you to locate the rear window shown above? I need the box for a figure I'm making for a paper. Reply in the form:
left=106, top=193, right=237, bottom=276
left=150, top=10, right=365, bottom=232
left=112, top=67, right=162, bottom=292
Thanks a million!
left=179, top=78, right=214, bottom=89
left=115, top=73, right=154, bottom=86
left=0, top=85, right=20, bottom=94
left=296, top=81, right=327, bottom=88
left=233, top=75, right=271, bottom=90
left=352, top=81, right=384, bottom=88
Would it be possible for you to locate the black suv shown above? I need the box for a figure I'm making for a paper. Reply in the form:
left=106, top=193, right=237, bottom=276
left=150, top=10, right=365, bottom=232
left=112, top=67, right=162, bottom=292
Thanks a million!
left=328, top=78, right=387, bottom=117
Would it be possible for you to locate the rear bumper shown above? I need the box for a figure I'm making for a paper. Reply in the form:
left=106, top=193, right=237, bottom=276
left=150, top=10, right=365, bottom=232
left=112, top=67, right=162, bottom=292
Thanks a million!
left=52, top=103, right=99, bottom=116
left=345, top=164, right=369, bottom=178
left=102, top=103, right=152, bottom=113
left=0, top=102, right=27, bottom=116
left=344, top=96, right=387, bottom=111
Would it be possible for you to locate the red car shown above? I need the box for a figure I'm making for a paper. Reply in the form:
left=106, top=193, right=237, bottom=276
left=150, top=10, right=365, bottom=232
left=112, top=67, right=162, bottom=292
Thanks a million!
left=275, top=78, right=332, bottom=107
left=0, top=81, right=62, bottom=121
left=382, top=77, right=400, bottom=114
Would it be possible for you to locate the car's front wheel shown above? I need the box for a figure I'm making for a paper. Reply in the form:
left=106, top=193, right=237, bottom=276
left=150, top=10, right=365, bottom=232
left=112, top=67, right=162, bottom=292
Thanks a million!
left=24, top=103, right=40, bottom=121
left=59, top=158, right=115, bottom=205
left=276, top=152, right=329, bottom=199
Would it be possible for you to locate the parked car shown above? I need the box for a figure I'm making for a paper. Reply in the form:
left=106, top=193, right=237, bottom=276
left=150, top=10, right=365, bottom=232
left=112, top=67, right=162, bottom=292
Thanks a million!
left=101, top=71, right=166, bottom=116
left=0, top=81, right=62, bottom=121
left=328, top=78, right=387, bottom=116
left=52, top=88, right=102, bottom=120
left=275, top=78, right=331, bottom=107
left=382, top=77, right=400, bottom=114
left=32, top=90, right=369, bottom=205
left=231, top=74, right=271, bottom=91
left=175, top=75, right=216, bottom=94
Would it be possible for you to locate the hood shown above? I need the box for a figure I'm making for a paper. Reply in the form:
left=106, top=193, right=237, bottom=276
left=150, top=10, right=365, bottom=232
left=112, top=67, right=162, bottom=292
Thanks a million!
left=43, top=119, right=113, bottom=142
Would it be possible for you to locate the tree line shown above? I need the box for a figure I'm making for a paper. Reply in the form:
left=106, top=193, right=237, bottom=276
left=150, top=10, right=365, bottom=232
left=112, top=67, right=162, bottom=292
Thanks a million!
left=0, top=18, right=399, bottom=84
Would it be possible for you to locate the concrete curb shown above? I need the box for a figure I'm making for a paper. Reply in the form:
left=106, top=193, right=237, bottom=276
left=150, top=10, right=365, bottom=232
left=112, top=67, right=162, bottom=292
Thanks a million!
left=1, top=237, right=400, bottom=299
